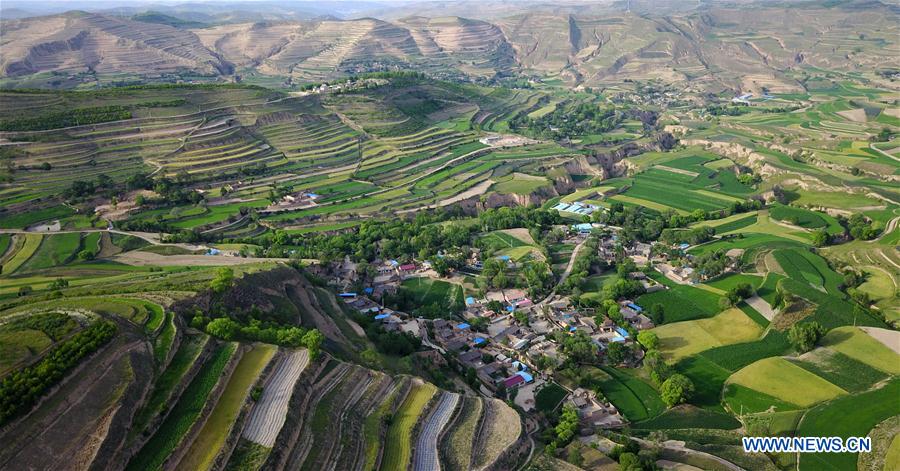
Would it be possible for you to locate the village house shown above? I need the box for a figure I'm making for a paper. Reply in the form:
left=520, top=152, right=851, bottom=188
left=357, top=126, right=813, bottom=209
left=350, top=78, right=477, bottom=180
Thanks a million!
left=568, top=388, right=625, bottom=429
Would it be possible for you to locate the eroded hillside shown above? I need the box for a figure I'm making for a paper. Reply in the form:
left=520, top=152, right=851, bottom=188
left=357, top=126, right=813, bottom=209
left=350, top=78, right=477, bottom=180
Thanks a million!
left=2, top=2, right=897, bottom=92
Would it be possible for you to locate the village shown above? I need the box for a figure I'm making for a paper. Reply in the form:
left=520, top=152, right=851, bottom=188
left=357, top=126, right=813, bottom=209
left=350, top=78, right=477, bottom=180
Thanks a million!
left=311, top=206, right=740, bottom=434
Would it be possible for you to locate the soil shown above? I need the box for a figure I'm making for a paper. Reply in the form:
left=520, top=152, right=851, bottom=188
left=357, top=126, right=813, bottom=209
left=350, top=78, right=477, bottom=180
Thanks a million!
left=111, top=251, right=287, bottom=266
left=859, top=327, right=900, bottom=355
left=0, top=319, right=150, bottom=471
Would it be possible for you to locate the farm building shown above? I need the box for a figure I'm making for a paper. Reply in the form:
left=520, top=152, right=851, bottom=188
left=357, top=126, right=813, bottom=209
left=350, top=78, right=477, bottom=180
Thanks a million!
left=502, top=371, right=534, bottom=389
left=554, top=201, right=600, bottom=216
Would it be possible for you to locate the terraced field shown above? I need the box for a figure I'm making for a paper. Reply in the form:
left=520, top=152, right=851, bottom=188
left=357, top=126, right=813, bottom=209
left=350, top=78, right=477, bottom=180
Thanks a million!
left=242, top=349, right=311, bottom=447
left=413, top=392, right=460, bottom=471
left=178, top=344, right=276, bottom=471
left=383, top=380, right=438, bottom=471
left=230, top=357, right=522, bottom=471
left=126, top=342, right=238, bottom=471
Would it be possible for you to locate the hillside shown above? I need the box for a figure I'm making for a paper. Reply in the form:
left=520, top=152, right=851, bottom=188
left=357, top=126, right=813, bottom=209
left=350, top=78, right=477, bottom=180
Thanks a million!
left=1, top=3, right=897, bottom=92
left=0, top=265, right=524, bottom=470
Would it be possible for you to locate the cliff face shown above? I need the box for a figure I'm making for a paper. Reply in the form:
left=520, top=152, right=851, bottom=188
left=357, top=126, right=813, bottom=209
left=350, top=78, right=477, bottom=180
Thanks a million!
left=586, top=133, right=677, bottom=178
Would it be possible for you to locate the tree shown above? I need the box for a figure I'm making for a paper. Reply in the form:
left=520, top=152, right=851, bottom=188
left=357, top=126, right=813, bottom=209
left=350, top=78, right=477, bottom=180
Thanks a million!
left=466, top=367, right=478, bottom=387
left=210, top=267, right=234, bottom=293
left=811, top=229, right=829, bottom=247
left=361, top=348, right=381, bottom=368
left=567, top=444, right=584, bottom=467
left=486, top=300, right=504, bottom=315
left=554, top=405, right=580, bottom=444
left=206, top=317, right=240, bottom=340
left=469, top=316, right=488, bottom=333
left=561, top=331, right=598, bottom=364
left=302, top=329, right=325, bottom=359
left=660, top=373, right=694, bottom=407
left=513, top=310, right=529, bottom=325
left=649, top=303, right=665, bottom=324
left=49, top=278, right=69, bottom=290
left=431, top=257, right=450, bottom=276
left=618, top=453, right=641, bottom=471
left=788, top=322, right=824, bottom=353
left=605, top=341, right=627, bottom=365
left=637, top=331, right=659, bottom=350
left=17, top=286, right=32, bottom=296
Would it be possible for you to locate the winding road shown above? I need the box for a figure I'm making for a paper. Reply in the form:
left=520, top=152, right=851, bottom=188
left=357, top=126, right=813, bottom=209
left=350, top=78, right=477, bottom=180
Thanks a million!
left=537, top=237, right=589, bottom=305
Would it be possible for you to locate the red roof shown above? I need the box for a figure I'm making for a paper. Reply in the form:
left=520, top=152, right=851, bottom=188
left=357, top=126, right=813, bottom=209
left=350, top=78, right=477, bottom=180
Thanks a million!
left=399, top=264, right=416, bottom=271
left=503, top=374, right=525, bottom=388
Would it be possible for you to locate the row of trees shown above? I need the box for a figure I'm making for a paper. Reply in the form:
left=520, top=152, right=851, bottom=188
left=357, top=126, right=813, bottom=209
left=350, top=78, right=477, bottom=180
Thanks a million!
left=0, top=319, right=117, bottom=424
left=0, top=105, right=132, bottom=131
left=195, top=316, right=324, bottom=358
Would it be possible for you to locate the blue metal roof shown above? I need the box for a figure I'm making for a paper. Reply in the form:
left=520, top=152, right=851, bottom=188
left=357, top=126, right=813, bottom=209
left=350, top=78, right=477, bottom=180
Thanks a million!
left=473, top=337, right=486, bottom=345
left=615, top=327, right=630, bottom=338
left=465, top=296, right=476, bottom=305
left=518, top=371, right=534, bottom=382
left=626, top=303, right=642, bottom=312
left=457, top=323, right=470, bottom=330
left=374, top=314, right=389, bottom=320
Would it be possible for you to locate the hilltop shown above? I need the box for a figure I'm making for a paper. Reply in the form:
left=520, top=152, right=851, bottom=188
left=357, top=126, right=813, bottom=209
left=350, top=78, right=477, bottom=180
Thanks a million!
left=1, top=3, right=898, bottom=92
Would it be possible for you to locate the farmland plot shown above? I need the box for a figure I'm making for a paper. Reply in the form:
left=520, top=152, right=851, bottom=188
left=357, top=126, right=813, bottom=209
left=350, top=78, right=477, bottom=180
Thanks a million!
left=413, top=392, right=459, bottom=471
left=440, top=396, right=483, bottom=470
left=651, top=308, right=764, bottom=361
left=382, top=381, right=437, bottom=471
left=471, top=398, right=522, bottom=470
left=126, top=342, right=237, bottom=471
left=178, top=344, right=276, bottom=471
left=243, top=349, right=311, bottom=446
left=724, top=357, right=847, bottom=413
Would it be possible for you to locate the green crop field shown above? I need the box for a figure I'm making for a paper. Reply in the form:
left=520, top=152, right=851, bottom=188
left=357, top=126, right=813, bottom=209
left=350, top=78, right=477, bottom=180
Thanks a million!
left=725, top=357, right=847, bottom=412
left=638, top=277, right=722, bottom=323
left=704, top=273, right=763, bottom=292
left=480, top=231, right=527, bottom=250
left=819, top=327, right=900, bottom=375
left=179, top=344, right=275, bottom=471
left=381, top=382, right=436, bottom=471
left=535, top=382, right=567, bottom=413
left=400, top=277, right=464, bottom=311
left=789, top=348, right=888, bottom=393
left=0, top=234, right=11, bottom=258
left=4, top=234, right=42, bottom=274
left=153, top=312, right=176, bottom=364
left=0, top=206, right=74, bottom=229
left=126, top=341, right=233, bottom=470
left=363, top=382, right=400, bottom=471
left=633, top=405, right=741, bottom=430
left=591, top=366, right=665, bottom=422
left=651, top=308, right=764, bottom=361
left=797, top=379, right=900, bottom=471
left=16, top=233, right=81, bottom=271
